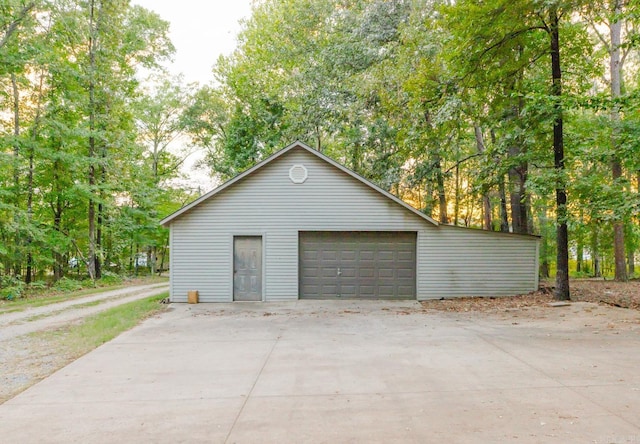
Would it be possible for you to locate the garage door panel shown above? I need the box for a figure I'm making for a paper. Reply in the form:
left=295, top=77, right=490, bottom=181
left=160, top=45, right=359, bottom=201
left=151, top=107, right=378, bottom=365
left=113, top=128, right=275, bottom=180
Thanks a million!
left=302, top=266, right=318, bottom=276
left=378, top=251, right=395, bottom=261
left=321, top=284, right=337, bottom=294
left=378, top=285, right=395, bottom=296
left=341, top=251, right=357, bottom=261
left=299, top=231, right=416, bottom=300
left=360, top=251, right=374, bottom=260
left=322, top=251, right=338, bottom=260
left=321, top=268, right=338, bottom=278
left=341, top=267, right=357, bottom=278
left=397, top=251, right=414, bottom=261
left=340, top=284, right=357, bottom=295
left=359, top=268, right=375, bottom=278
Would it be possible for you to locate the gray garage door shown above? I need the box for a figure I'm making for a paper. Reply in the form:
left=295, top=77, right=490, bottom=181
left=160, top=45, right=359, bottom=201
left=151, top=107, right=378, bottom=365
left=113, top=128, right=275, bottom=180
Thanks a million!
left=299, top=231, right=416, bottom=300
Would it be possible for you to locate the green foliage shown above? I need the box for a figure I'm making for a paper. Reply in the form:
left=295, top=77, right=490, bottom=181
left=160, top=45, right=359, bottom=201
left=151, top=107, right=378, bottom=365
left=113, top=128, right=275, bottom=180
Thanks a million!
left=97, top=270, right=122, bottom=286
left=192, top=0, right=640, bottom=279
left=28, top=280, right=47, bottom=290
left=52, top=277, right=83, bottom=292
left=1, top=0, right=639, bottom=285
left=0, top=0, right=190, bottom=285
left=1, top=276, right=25, bottom=300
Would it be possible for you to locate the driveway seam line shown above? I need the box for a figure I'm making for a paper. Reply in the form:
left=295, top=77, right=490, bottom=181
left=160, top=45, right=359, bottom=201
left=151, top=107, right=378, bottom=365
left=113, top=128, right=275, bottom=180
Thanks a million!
left=224, top=335, right=280, bottom=443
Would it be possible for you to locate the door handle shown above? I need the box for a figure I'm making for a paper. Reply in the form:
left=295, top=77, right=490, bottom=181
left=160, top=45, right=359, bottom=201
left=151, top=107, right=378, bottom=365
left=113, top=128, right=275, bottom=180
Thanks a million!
left=337, top=267, right=342, bottom=276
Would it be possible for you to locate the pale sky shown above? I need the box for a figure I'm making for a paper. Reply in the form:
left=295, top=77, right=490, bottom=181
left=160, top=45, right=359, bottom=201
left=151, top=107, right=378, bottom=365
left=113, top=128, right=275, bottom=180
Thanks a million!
left=131, top=1, right=254, bottom=191
left=132, top=0, right=253, bottom=84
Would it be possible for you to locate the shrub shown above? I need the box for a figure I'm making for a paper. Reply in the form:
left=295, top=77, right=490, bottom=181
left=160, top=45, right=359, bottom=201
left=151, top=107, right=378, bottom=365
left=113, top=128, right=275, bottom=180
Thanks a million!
left=98, top=271, right=122, bottom=286
left=29, top=281, right=48, bottom=290
left=1, top=276, right=25, bottom=300
left=53, top=277, right=83, bottom=292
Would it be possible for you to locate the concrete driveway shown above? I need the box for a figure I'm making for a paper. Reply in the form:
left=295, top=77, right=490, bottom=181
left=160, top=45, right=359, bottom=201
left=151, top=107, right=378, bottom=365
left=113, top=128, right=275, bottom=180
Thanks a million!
left=1, top=300, right=639, bottom=443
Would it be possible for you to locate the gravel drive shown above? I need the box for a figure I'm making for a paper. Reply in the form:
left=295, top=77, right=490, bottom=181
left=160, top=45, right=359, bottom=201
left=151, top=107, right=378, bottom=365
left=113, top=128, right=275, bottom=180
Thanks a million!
left=0, top=282, right=169, bottom=403
left=0, top=283, right=169, bottom=340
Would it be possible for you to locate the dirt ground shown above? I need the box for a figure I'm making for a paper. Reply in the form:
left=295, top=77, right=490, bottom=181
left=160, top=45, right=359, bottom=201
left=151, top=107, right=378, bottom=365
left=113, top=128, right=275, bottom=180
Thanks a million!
left=421, top=278, right=640, bottom=313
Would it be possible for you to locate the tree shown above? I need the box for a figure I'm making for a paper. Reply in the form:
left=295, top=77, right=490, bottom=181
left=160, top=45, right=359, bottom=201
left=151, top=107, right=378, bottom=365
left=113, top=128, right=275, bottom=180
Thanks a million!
left=0, top=0, right=180, bottom=286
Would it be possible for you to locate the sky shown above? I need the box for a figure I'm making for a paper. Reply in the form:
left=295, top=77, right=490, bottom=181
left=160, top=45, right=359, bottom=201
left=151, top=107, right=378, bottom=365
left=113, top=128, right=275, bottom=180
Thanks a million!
left=132, top=1, right=253, bottom=84
left=131, top=1, right=254, bottom=191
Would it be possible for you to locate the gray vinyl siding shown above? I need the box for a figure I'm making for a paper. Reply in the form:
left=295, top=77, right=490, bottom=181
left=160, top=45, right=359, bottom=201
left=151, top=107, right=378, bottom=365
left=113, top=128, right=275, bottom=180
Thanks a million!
left=168, top=146, right=539, bottom=302
left=419, top=226, right=539, bottom=299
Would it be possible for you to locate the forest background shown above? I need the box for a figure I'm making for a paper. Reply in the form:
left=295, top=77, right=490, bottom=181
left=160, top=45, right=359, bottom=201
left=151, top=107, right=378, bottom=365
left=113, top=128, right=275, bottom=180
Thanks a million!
left=1, top=0, right=638, bottom=299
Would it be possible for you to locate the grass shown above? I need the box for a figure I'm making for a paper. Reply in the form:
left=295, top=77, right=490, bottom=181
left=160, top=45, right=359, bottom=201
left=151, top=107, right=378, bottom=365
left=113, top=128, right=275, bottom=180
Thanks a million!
left=1, top=293, right=168, bottom=404
left=0, top=276, right=168, bottom=313
left=36, top=292, right=168, bottom=357
left=18, top=299, right=107, bottom=324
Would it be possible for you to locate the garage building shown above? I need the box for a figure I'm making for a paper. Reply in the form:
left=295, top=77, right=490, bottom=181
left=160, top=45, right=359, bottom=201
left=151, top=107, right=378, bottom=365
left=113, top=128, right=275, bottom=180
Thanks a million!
left=160, top=141, right=539, bottom=302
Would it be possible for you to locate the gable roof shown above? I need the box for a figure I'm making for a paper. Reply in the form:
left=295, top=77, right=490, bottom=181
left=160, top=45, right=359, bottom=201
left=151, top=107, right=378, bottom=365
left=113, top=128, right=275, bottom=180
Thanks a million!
left=160, top=141, right=438, bottom=227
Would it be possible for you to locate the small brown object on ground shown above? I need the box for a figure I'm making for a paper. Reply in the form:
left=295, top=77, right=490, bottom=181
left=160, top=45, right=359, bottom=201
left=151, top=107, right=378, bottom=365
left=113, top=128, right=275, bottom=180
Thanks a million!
left=187, top=290, right=199, bottom=304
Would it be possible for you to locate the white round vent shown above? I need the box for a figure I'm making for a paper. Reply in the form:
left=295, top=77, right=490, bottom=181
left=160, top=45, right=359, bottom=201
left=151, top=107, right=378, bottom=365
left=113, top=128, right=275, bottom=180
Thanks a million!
left=289, top=164, right=308, bottom=183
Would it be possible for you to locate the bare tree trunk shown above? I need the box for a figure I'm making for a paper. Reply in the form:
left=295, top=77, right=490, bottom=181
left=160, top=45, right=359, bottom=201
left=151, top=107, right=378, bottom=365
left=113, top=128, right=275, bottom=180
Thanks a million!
left=539, top=204, right=550, bottom=279
left=591, top=222, right=601, bottom=278
left=11, top=73, right=22, bottom=278
left=454, top=162, right=460, bottom=226
left=632, top=171, right=640, bottom=276
left=508, top=160, right=528, bottom=234
left=474, top=125, right=492, bottom=230
left=627, top=234, right=635, bottom=277
left=576, top=238, right=583, bottom=274
left=158, top=235, right=169, bottom=276
left=498, top=176, right=509, bottom=232
left=435, top=153, right=448, bottom=224
left=87, top=0, right=97, bottom=281
left=489, top=129, right=510, bottom=232
left=25, top=138, right=34, bottom=284
left=610, top=0, right=627, bottom=281
left=550, top=7, right=570, bottom=300
left=351, top=142, right=361, bottom=174
left=24, top=69, right=45, bottom=284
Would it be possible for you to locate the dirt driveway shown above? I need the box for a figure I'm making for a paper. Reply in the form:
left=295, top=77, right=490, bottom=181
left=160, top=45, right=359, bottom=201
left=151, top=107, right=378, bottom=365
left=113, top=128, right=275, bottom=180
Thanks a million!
left=0, top=300, right=639, bottom=443
left=0, top=282, right=169, bottom=402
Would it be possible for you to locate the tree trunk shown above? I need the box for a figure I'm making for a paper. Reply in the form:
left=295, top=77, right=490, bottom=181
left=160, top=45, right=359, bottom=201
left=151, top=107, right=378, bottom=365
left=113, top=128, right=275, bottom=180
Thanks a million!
left=53, top=194, right=64, bottom=281
left=351, top=142, right=361, bottom=175
left=95, top=142, right=107, bottom=280
left=539, top=204, right=550, bottom=279
left=158, top=235, right=169, bottom=276
left=550, top=7, right=570, bottom=300
left=496, top=175, right=508, bottom=232
left=25, top=69, right=45, bottom=284
left=508, top=160, right=529, bottom=234
left=11, top=73, right=22, bottom=278
left=610, top=0, right=627, bottom=281
left=454, top=162, right=460, bottom=226
left=632, top=170, right=640, bottom=276
left=627, top=234, right=635, bottom=277
left=474, top=125, right=492, bottom=230
left=435, top=153, right=448, bottom=224
left=25, top=137, right=34, bottom=284
left=576, top=238, right=583, bottom=273
left=591, top=222, right=601, bottom=278
left=490, top=129, right=510, bottom=232
left=87, top=0, right=97, bottom=281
